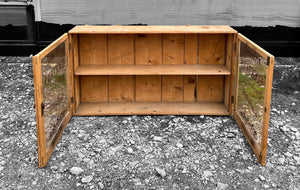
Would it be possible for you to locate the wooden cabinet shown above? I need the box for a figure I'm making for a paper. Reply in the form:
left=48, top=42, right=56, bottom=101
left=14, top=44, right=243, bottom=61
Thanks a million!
left=32, top=25, right=274, bottom=167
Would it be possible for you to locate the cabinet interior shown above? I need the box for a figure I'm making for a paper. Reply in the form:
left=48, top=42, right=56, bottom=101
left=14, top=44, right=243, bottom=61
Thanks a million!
left=71, top=33, right=235, bottom=115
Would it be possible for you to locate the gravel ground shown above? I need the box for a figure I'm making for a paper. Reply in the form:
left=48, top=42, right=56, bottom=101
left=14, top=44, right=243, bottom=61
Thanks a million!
left=0, top=56, right=299, bottom=190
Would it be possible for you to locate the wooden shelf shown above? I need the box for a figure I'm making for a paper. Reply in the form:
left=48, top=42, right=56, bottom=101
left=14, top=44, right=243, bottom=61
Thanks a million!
left=75, top=65, right=231, bottom=76
left=69, top=25, right=237, bottom=34
left=75, top=102, right=229, bottom=116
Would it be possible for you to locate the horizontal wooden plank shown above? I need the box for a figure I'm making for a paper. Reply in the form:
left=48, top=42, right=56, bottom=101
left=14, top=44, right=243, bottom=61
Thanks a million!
left=74, top=65, right=231, bottom=75
left=75, top=102, right=229, bottom=115
left=69, top=25, right=237, bottom=34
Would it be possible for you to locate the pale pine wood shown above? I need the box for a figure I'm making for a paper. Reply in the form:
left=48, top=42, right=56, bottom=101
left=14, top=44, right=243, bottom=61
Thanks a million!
left=74, top=65, right=231, bottom=75
left=199, top=34, right=226, bottom=65
left=163, top=34, right=184, bottom=65
left=69, top=25, right=237, bottom=34
left=107, top=34, right=135, bottom=102
left=32, top=34, right=72, bottom=167
left=197, top=76, right=224, bottom=102
left=260, top=55, right=275, bottom=166
left=234, top=35, right=275, bottom=166
left=135, top=34, right=162, bottom=65
left=162, top=34, right=184, bottom=102
left=80, top=76, right=108, bottom=102
left=184, top=34, right=198, bottom=65
left=224, top=34, right=233, bottom=112
left=238, top=33, right=273, bottom=60
left=184, top=34, right=198, bottom=102
left=70, top=34, right=80, bottom=113
left=162, top=76, right=184, bottom=102
left=108, top=76, right=135, bottom=102
left=136, top=76, right=161, bottom=102
left=79, top=34, right=107, bottom=65
left=108, top=34, right=134, bottom=65
left=32, top=56, right=47, bottom=167
left=35, top=33, right=68, bottom=58
left=75, top=102, right=230, bottom=116
left=184, top=76, right=197, bottom=102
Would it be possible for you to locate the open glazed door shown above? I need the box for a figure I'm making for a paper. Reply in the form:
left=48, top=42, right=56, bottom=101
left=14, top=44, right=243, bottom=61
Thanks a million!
left=234, top=34, right=274, bottom=165
left=32, top=33, right=72, bottom=167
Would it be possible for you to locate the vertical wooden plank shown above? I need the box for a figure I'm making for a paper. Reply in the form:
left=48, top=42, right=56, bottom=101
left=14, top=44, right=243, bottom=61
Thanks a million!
left=184, top=34, right=198, bottom=65
left=184, top=34, right=198, bottom=102
left=135, top=34, right=162, bottom=101
left=198, top=76, right=224, bottom=102
left=108, top=34, right=135, bottom=102
left=135, top=34, right=162, bottom=65
left=224, top=34, right=233, bottom=111
left=80, top=76, right=108, bottom=102
left=79, top=34, right=107, bottom=65
left=199, top=34, right=226, bottom=65
left=71, top=34, right=80, bottom=114
left=162, top=76, right=184, bottom=102
left=184, top=76, right=197, bottom=102
left=163, top=34, right=184, bottom=65
left=109, top=76, right=135, bottom=102
left=162, top=34, right=184, bottom=102
left=136, top=76, right=161, bottom=102
left=108, top=34, right=134, bottom=65
left=260, top=56, right=274, bottom=166
left=32, top=56, right=47, bottom=167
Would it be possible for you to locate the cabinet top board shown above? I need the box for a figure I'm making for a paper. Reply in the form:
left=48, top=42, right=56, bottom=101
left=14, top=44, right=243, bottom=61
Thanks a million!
left=69, top=25, right=237, bottom=34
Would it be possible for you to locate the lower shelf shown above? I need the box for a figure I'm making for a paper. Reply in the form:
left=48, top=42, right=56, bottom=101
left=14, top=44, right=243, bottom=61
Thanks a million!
left=75, top=102, right=229, bottom=116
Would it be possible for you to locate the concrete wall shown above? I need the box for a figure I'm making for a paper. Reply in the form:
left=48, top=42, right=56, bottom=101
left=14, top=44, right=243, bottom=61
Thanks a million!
left=35, top=0, right=300, bottom=27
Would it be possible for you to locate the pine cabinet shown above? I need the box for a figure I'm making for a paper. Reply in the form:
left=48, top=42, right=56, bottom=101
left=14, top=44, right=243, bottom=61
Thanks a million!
left=32, top=25, right=274, bottom=167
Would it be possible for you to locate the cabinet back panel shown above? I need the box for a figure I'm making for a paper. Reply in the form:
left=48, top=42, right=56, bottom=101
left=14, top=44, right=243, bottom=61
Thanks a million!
left=199, top=34, right=226, bottom=65
left=108, top=34, right=135, bottom=65
left=136, top=75, right=161, bottom=102
left=77, top=34, right=228, bottom=104
left=198, top=75, right=224, bottom=102
left=108, top=76, right=135, bottom=102
left=79, top=34, right=107, bottom=65
left=135, top=34, right=162, bottom=65
left=80, top=76, right=108, bottom=102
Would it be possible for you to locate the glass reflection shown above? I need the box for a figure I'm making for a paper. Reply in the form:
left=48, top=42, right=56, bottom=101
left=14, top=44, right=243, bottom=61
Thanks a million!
left=41, top=42, right=68, bottom=148
left=237, top=42, right=267, bottom=145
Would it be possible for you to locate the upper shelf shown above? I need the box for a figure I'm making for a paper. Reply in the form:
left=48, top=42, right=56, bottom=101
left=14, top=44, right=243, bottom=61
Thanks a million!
left=69, top=25, right=237, bottom=34
left=75, top=64, right=231, bottom=76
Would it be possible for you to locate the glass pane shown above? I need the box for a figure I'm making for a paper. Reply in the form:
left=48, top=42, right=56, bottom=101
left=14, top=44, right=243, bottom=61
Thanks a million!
left=237, top=42, right=267, bottom=145
left=41, top=41, right=68, bottom=148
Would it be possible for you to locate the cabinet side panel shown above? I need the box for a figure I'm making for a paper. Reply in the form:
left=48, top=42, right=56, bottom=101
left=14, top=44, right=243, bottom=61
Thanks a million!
left=198, top=76, right=224, bottom=102
left=162, top=34, right=184, bottom=102
left=80, top=76, right=108, bottom=102
left=199, top=34, right=226, bottom=65
left=136, top=76, right=161, bottom=102
left=79, top=34, right=107, bottom=65
left=224, top=34, right=233, bottom=111
left=135, top=34, right=162, bottom=65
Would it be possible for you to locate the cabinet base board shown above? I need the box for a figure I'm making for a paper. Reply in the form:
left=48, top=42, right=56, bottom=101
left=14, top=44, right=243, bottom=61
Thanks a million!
left=75, top=102, right=229, bottom=116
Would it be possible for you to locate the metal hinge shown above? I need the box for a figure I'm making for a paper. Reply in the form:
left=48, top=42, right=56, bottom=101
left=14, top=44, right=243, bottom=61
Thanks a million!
left=231, top=96, right=234, bottom=104
left=267, top=56, right=270, bottom=66
left=234, top=42, right=237, bottom=52
left=41, top=102, right=45, bottom=116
